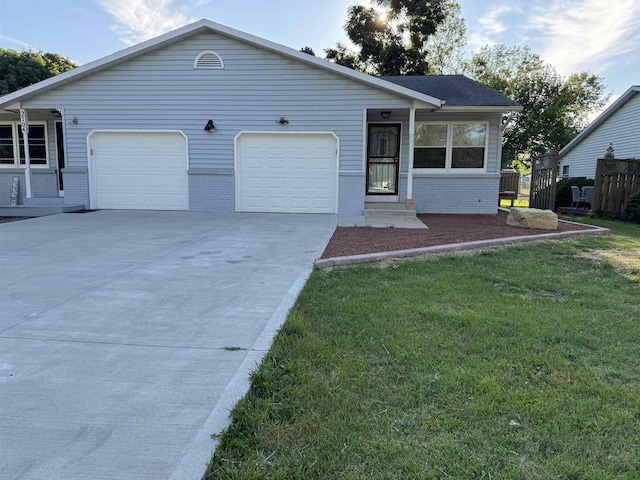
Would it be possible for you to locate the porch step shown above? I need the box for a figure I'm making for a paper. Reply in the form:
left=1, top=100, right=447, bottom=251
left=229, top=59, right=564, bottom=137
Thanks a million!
left=0, top=204, right=86, bottom=217
left=23, top=197, right=66, bottom=206
left=365, top=202, right=416, bottom=217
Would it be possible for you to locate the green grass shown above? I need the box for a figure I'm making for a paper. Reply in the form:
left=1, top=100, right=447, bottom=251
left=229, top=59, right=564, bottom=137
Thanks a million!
left=206, top=221, right=640, bottom=479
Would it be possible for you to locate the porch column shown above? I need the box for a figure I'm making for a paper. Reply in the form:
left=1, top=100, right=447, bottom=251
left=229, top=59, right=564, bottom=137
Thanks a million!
left=19, top=108, right=32, bottom=198
left=406, top=107, right=416, bottom=205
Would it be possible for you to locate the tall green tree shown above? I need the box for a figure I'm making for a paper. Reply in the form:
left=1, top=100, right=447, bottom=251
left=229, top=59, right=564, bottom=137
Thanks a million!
left=468, top=44, right=608, bottom=171
left=326, top=0, right=447, bottom=75
left=425, top=0, right=467, bottom=74
left=0, top=49, right=76, bottom=95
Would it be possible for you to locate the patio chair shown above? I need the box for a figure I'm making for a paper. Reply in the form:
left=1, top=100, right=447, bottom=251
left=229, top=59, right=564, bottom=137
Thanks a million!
left=582, top=186, right=595, bottom=208
left=570, top=186, right=584, bottom=209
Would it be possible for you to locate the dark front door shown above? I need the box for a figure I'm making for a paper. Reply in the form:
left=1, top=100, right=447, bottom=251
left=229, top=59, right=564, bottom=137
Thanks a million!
left=55, top=121, right=65, bottom=191
left=366, top=124, right=400, bottom=195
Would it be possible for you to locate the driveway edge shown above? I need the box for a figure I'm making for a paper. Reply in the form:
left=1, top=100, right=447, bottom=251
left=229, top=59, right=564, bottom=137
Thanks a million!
left=169, top=219, right=337, bottom=480
left=316, top=226, right=610, bottom=268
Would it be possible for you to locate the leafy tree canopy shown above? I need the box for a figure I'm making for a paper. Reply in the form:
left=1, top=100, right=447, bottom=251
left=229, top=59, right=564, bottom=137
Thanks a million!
left=299, top=46, right=316, bottom=56
left=425, top=0, right=466, bottom=74
left=326, top=0, right=446, bottom=75
left=0, top=48, right=76, bottom=96
left=468, top=44, right=608, bottom=172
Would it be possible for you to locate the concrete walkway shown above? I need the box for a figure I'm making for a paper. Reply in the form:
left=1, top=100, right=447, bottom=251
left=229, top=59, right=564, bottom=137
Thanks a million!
left=0, top=211, right=336, bottom=480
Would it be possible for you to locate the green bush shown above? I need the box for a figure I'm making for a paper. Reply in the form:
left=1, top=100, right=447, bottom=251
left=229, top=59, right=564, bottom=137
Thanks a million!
left=623, top=192, right=640, bottom=223
left=555, top=177, right=595, bottom=210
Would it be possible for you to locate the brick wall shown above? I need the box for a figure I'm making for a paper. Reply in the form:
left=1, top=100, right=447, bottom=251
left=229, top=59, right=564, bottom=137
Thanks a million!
left=188, top=169, right=235, bottom=212
left=411, top=174, right=500, bottom=214
left=338, top=172, right=365, bottom=216
left=62, top=168, right=89, bottom=208
left=0, top=169, right=58, bottom=204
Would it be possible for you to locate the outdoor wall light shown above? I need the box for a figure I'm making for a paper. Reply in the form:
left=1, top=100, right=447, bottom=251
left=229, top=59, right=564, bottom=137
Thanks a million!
left=69, top=116, right=78, bottom=125
left=51, top=110, right=62, bottom=118
left=381, top=111, right=392, bottom=119
left=204, top=119, right=215, bottom=131
left=277, top=116, right=289, bottom=125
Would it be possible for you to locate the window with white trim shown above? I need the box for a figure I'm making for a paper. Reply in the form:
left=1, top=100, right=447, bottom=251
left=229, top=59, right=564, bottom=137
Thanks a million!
left=193, top=51, right=224, bottom=69
left=414, top=122, right=488, bottom=171
left=0, top=124, right=14, bottom=165
left=0, top=122, right=48, bottom=167
left=561, top=165, right=570, bottom=178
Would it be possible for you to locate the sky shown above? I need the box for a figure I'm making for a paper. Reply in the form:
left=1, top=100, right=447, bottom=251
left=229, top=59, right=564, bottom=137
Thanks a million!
left=0, top=0, right=638, bottom=118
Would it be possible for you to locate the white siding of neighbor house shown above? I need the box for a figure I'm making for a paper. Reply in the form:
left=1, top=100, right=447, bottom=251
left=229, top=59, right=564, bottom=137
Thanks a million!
left=560, top=92, right=640, bottom=178
left=21, top=30, right=413, bottom=174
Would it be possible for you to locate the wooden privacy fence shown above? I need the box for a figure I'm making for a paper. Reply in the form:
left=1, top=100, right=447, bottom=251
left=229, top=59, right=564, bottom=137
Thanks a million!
left=529, top=153, right=558, bottom=210
left=592, top=158, right=640, bottom=213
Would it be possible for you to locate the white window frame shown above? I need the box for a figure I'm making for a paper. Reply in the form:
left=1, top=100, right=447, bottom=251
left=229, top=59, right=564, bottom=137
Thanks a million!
left=413, top=121, right=489, bottom=173
left=0, top=121, right=49, bottom=168
left=561, top=164, right=570, bottom=178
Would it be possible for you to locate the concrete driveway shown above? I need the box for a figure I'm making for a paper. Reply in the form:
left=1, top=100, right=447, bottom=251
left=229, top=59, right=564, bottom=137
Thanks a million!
left=0, top=211, right=336, bottom=480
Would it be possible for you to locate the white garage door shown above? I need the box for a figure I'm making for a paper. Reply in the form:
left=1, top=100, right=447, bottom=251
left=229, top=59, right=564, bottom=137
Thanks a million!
left=236, top=133, right=337, bottom=213
left=90, top=131, right=188, bottom=210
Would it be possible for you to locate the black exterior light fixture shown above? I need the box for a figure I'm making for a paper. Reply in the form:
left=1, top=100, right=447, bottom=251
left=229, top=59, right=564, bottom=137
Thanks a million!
left=51, top=110, right=62, bottom=118
left=277, top=116, right=289, bottom=125
left=381, top=111, right=391, bottom=119
left=204, top=119, right=215, bottom=131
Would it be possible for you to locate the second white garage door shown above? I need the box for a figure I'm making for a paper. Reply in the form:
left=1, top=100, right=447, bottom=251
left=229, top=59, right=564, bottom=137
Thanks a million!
left=236, top=133, right=338, bottom=213
left=90, top=131, right=188, bottom=210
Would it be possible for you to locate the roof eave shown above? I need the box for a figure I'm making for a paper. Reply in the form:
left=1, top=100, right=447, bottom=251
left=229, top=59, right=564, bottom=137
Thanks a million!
left=559, top=86, right=640, bottom=158
left=0, top=18, right=443, bottom=110
left=439, top=105, right=523, bottom=113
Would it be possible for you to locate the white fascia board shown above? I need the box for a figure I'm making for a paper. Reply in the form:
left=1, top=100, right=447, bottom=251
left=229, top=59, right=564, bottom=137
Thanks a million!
left=439, top=105, right=523, bottom=113
left=558, top=86, right=640, bottom=158
left=0, top=19, right=442, bottom=109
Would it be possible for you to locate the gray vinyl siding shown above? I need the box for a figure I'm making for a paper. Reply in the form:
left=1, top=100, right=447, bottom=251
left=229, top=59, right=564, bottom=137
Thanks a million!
left=22, top=30, right=412, bottom=173
left=560, top=93, right=640, bottom=178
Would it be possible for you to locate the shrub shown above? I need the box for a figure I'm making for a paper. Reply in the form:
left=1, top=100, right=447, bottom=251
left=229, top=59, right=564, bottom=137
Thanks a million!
left=623, top=192, right=640, bottom=223
left=555, top=177, right=595, bottom=210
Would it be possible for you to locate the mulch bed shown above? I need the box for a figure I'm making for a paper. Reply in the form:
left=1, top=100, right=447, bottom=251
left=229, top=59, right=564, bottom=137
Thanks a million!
left=321, top=211, right=595, bottom=259
left=0, top=216, right=33, bottom=224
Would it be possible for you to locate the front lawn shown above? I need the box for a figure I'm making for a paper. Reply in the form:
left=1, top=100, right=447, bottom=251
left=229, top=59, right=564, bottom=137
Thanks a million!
left=207, top=221, right=640, bottom=479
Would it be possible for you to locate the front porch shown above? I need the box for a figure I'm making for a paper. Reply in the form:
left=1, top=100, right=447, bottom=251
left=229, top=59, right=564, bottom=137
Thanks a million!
left=361, top=106, right=503, bottom=217
left=0, top=107, right=84, bottom=214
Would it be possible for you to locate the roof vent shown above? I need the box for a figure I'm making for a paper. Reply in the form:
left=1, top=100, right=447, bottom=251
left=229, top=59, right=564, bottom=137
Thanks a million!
left=194, top=51, right=224, bottom=69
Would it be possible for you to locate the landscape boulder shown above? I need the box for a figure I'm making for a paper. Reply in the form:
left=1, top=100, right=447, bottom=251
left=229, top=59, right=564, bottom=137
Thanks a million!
left=506, top=207, right=558, bottom=230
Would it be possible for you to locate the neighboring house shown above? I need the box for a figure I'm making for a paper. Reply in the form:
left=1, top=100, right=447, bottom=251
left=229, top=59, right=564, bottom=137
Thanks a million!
left=559, top=85, right=640, bottom=179
left=0, top=19, right=520, bottom=215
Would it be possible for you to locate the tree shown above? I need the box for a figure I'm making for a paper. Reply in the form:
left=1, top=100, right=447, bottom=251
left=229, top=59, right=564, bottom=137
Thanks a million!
left=425, top=0, right=467, bottom=74
left=324, top=42, right=362, bottom=71
left=299, top=46, right=316, bottom=56
left=326, top=0, right=447, bottom=75
left=468, top=44, right=608, bottom=171
left=0, top=48, right=76, bottom=95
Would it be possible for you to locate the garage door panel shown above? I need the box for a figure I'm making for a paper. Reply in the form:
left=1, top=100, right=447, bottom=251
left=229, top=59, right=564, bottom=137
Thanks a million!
left=92, top=132, right=188, bottom=210
left=237, top=134, right=337, bottom=214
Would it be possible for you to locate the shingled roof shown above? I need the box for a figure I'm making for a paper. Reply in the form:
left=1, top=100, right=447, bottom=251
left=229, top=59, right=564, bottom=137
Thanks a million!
left=380, top=75, right=521, bottom=108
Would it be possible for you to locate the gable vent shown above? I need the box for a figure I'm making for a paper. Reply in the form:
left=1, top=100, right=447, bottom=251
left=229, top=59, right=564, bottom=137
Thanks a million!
left=194, top=51, right=224, bottom=69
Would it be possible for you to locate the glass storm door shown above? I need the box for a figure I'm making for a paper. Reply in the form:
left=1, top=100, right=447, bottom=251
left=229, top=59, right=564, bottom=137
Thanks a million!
left=366, top=124, right=400, bottom=195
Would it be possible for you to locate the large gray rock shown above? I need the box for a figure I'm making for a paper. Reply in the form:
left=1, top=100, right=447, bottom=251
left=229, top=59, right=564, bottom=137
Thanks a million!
left=507, top=207, right=558, bottom=230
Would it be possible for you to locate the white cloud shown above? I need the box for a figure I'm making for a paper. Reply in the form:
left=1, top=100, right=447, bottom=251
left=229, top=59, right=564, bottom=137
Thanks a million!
left=0, top=34, right=33, bottom=50
left=468, top=3, right=513, bottom=50
left=98, top=0, right=196, bottom=45
left=525, top=0, right=640, bottom=75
